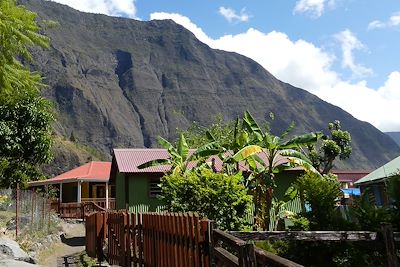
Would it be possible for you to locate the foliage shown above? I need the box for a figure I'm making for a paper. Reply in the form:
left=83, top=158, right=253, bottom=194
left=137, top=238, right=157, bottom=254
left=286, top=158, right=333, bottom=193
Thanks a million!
left=351, top=189, right=391, bottom=231
left=296, top=172, right=342, bottom=230
left=0, top=194, right=12, bottom=211
left=231, top=111, right=321, bottom=229
left=79, top=252, right=97, bottom=267
left=138, top=134, right=192, bottom=175
left=178, top=114, right=238, bottom=148
left=269, top=186, right=300, bottom=230
left=0, top=0, right=49, bottom=93
left=288, top=214, right=310, bottom=231
left=0, top=0, right=54, bottom=188
left=160, top=169, right=252, bottom=230
left=0, top=92, right=54, bottom=188
left=307, top=120, right=352, bottom=174
left=387, top=174, right=400, bottom=229
left=273, top=240, right=387, bottom=267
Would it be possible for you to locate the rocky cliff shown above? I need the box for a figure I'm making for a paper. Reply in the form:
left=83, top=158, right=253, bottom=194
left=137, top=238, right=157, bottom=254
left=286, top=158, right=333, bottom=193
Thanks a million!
left=20, top=0, right=400, bottom=174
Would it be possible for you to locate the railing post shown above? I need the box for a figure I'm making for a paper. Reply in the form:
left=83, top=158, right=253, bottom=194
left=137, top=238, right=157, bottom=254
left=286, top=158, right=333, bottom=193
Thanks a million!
left=381, top=223, right=399, bottom=267
left=239, top=242, right=256, bottom=267
left=208, top=221, right=216, bottom=267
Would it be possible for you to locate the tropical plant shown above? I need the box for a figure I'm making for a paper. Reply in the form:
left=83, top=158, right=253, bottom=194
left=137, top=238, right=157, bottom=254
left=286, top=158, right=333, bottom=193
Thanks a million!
left=296, top=173, right=342, bottom=230
left=138, top=134, right=193, bottom=175
left=231, top=111, right=321, bottom=229
left=351, top=189, right=391, bottom=231
left=269, top=186, right=300, bottom=231
left=307, top=120, right=352, bottom=174
left=160, top=169, right=253, bottom=230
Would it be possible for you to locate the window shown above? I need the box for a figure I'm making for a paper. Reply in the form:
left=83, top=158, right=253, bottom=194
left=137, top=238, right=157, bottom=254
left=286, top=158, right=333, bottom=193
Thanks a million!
left=149, top=179, right=161, bottom=198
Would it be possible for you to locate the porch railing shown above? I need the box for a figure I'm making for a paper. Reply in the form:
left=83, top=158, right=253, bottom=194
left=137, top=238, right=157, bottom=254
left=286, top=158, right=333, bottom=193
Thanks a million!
left=50, top=198, right=116, bottom=219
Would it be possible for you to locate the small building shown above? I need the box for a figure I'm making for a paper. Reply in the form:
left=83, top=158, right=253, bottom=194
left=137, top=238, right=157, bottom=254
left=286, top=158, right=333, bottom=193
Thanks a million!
left=333, top=170, right=371, bottom=189
left=29, top=161, right=115, bottom=210
left=110, top=148, right=304, bottom=212
left=110, top=149, right=167, bottom=211
left=355, top=155, right=400, bottom=206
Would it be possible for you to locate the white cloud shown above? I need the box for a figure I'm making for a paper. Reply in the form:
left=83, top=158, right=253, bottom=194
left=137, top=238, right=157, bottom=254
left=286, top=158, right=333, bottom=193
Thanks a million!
left=218, top=7, right=249, bottom=23
left=334, top=30, right=373, bottom=78
left=150, top=12, right=400, bottom=131
left=47, top=0, right=137, bottom=18
left=293, top=0, right=336, bottom=18
left=368, top=12, right=400, bottom=30
left=368, top=20, right=385, bottom=30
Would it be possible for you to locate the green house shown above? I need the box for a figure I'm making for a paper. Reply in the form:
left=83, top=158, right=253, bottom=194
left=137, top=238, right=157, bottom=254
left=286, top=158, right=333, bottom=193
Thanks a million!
left=110, top=148, right=306, bottom=212
left=110, top=149, right=170, bottom=211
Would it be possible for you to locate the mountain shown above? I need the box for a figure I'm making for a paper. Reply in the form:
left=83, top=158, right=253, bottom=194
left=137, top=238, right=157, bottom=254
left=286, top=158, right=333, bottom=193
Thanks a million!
left=20, top=0, right=400, bottom=174
left=386, top=132, right=400, bottom=147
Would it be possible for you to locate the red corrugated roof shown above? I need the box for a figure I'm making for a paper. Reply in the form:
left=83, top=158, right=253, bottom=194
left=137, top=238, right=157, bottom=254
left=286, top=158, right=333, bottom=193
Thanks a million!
left=28, top=161, right=111, bottom=186
left=112, top=148, right=300, bottom=174
left=333, top=170, right=371, bottom=183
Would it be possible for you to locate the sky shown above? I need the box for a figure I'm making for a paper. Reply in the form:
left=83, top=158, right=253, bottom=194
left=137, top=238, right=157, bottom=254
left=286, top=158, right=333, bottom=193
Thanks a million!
left=47, top=0, right=400, bottom=132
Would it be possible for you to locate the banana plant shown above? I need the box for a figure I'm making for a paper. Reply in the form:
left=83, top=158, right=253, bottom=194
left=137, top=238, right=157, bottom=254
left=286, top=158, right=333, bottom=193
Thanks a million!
left=192, top=117, right=252, bottom=175
left=138, top=134, right=193, bottom=175
left=231, top=111, right=322, bottom=229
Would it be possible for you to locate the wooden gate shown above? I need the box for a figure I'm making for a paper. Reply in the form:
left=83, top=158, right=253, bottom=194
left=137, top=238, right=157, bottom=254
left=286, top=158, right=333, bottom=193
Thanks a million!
left=93, top=211, right=210, bottom=267
left=108, top=212, right=129, bottom=266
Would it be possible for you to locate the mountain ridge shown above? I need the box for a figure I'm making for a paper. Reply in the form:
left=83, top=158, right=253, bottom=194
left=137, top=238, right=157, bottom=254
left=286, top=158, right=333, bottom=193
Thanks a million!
left=19, top=0, right=400, bottom=174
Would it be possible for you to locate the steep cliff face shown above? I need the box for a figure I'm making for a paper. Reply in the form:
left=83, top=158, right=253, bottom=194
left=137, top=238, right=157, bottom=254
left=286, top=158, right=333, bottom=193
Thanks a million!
left=21, top=0, right=399, bottom=172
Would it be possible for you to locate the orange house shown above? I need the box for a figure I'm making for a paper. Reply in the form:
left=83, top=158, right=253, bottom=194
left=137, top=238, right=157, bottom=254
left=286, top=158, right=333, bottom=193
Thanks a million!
left=28, top=161, right=115, bottom=210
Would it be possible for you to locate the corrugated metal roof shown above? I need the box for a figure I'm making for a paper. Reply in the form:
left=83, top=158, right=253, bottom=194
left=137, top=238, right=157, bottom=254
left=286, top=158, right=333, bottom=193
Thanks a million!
left=355, top=155, right=400, bottom=185
left=112, top=148, right=301, bottom=174
left=333, top=170, right=371, bottom=183
left=114, top=148, right=172, bottom=173
left=28, top=161, right=111, bottom=186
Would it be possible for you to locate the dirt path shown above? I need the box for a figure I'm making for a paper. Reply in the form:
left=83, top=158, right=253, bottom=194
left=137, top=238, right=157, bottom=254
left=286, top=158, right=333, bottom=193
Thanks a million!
left=38, top=220, right=86, bottom=267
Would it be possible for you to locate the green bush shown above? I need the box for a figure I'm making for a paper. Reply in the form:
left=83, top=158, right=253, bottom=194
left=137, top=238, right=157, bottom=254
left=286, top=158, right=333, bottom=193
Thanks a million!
left=296, top=173, right=341, bottom=230
left=351, top=189, right=391, bottom=231
left=288, top=214, right=310, bottom=231
left=160, top=169, right=252, bottom=230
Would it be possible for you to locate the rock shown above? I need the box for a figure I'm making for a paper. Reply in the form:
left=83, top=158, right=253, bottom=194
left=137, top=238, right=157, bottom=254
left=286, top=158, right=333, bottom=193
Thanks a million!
left=0, top=237, right=35, bottom=264
left=0, top=259, right=37, bottom=266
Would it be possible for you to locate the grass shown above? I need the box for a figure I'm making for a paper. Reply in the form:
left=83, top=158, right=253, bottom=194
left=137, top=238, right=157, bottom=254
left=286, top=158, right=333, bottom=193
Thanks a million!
left=0, top=210, right=15, bottom=229
left=37, top=242, right=63, bottom=263
left=79, top=252, right=97, bottom=267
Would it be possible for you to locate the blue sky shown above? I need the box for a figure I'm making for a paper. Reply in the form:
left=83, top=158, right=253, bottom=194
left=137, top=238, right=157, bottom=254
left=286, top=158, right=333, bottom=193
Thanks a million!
left=48, top=0, right=400, bottom=132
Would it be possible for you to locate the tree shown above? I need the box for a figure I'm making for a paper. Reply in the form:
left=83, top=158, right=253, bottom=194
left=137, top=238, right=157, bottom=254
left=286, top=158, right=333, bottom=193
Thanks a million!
left=0, top=0, right=54, bottom=188
left=307, top=120, right=352, bottom=174
left=0, top=0, right=49, bottom=93
left=178, top=114, right=237, bottom=148
left=231, top=111, right=321, bottom=229
left=160, top=169, right=252, bottom=230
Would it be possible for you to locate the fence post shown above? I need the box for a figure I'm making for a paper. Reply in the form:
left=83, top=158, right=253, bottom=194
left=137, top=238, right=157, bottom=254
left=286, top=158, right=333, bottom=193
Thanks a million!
left=381, top=223, right=399, bottom=267
left=239, top=242, right=256, bottom=267
left=15, top=183, right=19, bottom=238
left=208, top=221, right=216, bottom=267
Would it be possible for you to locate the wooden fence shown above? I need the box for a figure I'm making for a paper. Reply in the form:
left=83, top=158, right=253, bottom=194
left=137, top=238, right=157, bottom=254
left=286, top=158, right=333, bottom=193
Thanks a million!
left=230, top=223, right=399, bottom=267
left=85, top=211, right=302, bottom=267
left=54, top=201, right=108, bottom=219
left=212, top=228, right=302, bottom=267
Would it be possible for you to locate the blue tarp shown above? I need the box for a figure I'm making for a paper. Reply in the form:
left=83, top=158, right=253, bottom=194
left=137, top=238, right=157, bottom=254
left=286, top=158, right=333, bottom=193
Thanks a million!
left=341, top=188, right=361, bottom=196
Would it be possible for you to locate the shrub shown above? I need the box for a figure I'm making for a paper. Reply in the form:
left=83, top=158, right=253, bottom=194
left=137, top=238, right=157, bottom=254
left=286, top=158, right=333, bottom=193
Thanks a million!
left=351, top=189, right=391, bottom=231
left=296, top=173, right=341, bottom=230
left=160, top=169, right=252, bottom=230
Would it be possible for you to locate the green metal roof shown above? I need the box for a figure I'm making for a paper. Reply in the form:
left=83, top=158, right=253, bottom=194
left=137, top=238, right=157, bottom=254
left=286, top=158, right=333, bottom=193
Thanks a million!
left=355, top=155, right=400, bottom=185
